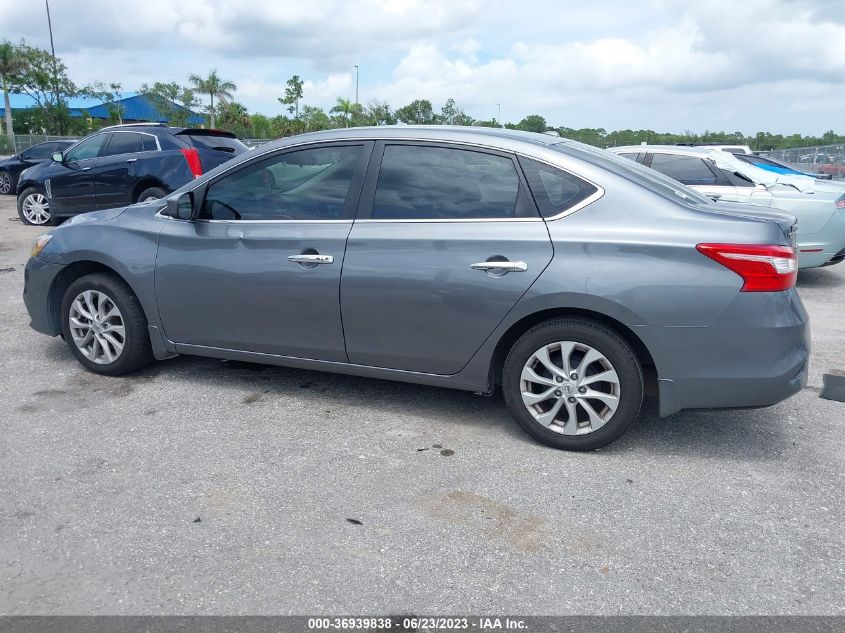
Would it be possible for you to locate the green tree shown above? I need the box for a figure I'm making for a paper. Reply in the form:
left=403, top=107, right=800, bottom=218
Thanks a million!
left=140, top=81, right=200, bottom=126
left=188, top=70, right=236, bottom=128
left=363, top=99, right=395, bottom=126
left=6, top=41, right=84, bottom=134
left=515, top=114, right=548, bottom=133
left=280, top=75, right=304, bottom=119
left=216, top=101, right=251, bottom=136
left=300, top=105, right=331, bottom=132
left=330, top=97, right=354, bottom=127
left=0, top=40, right=28, bottom=149
left=249, top=113, right=273, bottom=138
left=395, top=99, right=435, bottom=124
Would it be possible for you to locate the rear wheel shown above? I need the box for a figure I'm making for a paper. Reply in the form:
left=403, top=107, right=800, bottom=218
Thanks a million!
left=17, top=187, right=52, bottom=225
left=136, top=186, right=167, bottom=203
left=502, top=318, right=643, bottom=450
left=0, top=170, right=12, bottom=195
left=60, top=273, right=153, bottom=375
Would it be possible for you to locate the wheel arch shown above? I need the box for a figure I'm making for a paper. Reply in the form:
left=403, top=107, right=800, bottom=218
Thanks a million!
left=47, top=261, right=137, bottom=334
left=131, top=177, right=167, bottom=203
left=489, top=307, right=657, bottom=392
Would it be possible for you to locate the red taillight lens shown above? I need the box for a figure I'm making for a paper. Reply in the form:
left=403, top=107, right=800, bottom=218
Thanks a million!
left=696, top=243, right=797, bottom=292
left=180, top=148, right=203, bottom=178
left=835, top=195, right=845, bottom=209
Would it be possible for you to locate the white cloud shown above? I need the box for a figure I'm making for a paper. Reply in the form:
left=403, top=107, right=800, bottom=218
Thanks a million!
left=0, top=0, right=842, bottom=133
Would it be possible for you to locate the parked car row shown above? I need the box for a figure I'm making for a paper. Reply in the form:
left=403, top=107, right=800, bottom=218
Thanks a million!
left=10, top=123, right=247, bottom=226
left=611, top=145, right=845, bottom=269
left=23, top=126, right=811, bottom=451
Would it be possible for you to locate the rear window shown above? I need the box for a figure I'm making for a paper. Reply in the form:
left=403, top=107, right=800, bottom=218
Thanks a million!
left=183, top=135, right=247, bottom=154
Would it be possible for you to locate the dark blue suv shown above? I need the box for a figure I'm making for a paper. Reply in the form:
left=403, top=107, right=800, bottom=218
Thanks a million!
left=16, top=123, right=247, bottom=225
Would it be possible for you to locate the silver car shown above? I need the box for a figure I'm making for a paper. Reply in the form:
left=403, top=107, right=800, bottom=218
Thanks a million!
left=611, top=145, right=845, bottom=268
left=23, top=127, right=809, bottom=450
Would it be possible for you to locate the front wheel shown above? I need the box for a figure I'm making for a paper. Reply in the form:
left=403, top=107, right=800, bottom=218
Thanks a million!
left=502, top=318, right=644, bottom=450
left=17, top=187, right=53, bottom=225
left=60, top=273, right=153, bottom=376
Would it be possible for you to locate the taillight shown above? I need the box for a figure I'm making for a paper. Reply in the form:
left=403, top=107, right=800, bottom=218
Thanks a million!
left=835, top=195, right=845, bottom=209
left=180, top=148, right=203, bottom=178
left=696, top=243, right=797, bottom=292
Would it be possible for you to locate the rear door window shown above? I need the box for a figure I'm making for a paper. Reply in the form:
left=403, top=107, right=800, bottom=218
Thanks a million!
left=101, top=132, right=144, bottom=157
left=371, top=144, right=535, bottom=220
left=648, top=153, right=718, bottom=185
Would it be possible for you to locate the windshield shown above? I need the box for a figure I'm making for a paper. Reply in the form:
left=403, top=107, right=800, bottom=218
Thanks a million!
left=557, top=141, right=714, bottom=206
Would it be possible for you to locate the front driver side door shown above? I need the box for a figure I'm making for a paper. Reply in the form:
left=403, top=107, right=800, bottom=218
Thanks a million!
left=155, top=142, right=372, bottom=360
left=49, top=133, right=110, bottom=213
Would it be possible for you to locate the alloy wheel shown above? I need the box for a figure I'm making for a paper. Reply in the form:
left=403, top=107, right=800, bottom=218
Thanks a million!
left=0, top=172, right=10, bottom=195
left=68, top=290, right=126, bottom=364
left=520, top=341, right=621, bottom=435
left=21, top=192, right=51, bottom=225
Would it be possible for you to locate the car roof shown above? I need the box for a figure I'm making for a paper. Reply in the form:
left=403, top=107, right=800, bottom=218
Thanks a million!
left=610, top=145, right=716, bottom=157
left=260, top=125, right=566, bottom=154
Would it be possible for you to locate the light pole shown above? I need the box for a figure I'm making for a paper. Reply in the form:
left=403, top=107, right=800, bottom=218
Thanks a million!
left=354, top=65, right=359, bottom=105
left=45, top=0, right=61, bottom=131
left=496, top=103, right=501, bottom=127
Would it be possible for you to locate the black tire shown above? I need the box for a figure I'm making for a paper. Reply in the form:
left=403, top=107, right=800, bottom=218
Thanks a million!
left=60, top=273, right=153, bottom=376
left=0, top=170, right=14, bottom=195
left=136, top=186, right=167, bottom=203
left=17, top=186, right=53, bottom=226
left=502, top=318, right=643, bottom=451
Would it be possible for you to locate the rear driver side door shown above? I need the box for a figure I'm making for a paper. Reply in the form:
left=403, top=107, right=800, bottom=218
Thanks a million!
left=340, top=142, right=554, bottom=375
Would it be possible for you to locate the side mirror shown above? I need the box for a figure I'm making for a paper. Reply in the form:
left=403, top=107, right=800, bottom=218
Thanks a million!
left=167, top=192, right=195, bottom=220
left=52, top=152, right=64, bottom=163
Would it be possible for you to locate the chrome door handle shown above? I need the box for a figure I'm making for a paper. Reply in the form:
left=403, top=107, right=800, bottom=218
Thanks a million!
left=81, top=166, right=92, bottom=171
left=471, top=261, right=528, bottom=272
left=287, top=254, right=334, bottom=264
left=126, top=158, right=138, bottom=163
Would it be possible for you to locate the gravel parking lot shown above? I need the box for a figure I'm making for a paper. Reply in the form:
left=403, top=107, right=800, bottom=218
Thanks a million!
left=0, top=193, right=843, bottom=615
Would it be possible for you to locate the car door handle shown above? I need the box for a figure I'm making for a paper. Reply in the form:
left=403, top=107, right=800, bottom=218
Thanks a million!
left=81, top=166, right=92, bottom=171
left=471, top=260, right=528, bottom=272
left=126, top=158, right=138, bottom=163
left=287, top=254, right=334, bottom=265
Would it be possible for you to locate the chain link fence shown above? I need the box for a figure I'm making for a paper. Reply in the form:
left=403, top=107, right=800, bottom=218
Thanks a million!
left=759, top=144, right=845, bottom=180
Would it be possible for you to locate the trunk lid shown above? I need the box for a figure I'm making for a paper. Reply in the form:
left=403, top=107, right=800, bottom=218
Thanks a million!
left=705, top=201, right=797, bottom=245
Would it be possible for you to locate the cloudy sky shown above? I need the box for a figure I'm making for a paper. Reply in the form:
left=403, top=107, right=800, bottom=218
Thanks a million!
left=2, top=0, right=844, bottom=134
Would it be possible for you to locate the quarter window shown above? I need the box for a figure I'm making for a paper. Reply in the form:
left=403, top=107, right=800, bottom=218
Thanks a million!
left=65, top=134, right=109, bottom=162
left=372, top=145, right=535, bottom=220
left=518, top=157, right=598, bottom=218
left=648, top=153, right=718, bottom=186
left=200, top=145, right=364, bottom=221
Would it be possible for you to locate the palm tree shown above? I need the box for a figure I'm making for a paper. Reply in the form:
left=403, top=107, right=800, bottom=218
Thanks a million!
left=0, top=40, right=28, bottom=147
left=330, top=97, right=353, bottom=128
left=187, top=70, right=236, bottom=128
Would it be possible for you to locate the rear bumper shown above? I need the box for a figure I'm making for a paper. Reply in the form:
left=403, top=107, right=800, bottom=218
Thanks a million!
left=634, top=289, right=810, bottom=416
left=23, top=258, right=64, bottom=336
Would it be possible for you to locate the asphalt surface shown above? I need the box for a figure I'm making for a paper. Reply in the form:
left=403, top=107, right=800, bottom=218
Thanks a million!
left=0, top=194, right=843, bottom=615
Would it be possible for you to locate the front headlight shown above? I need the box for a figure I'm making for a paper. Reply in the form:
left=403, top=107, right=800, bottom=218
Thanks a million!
left=30, top=234, right=53, bottom=258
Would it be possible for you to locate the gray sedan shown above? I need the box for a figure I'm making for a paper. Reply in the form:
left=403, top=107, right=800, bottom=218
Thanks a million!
left=23, top=127, right=809, bottom=450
